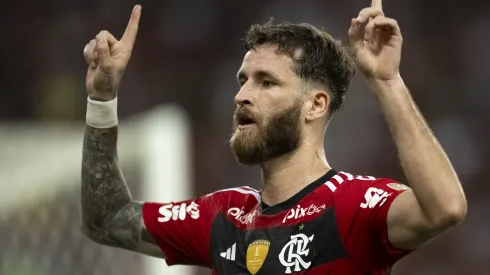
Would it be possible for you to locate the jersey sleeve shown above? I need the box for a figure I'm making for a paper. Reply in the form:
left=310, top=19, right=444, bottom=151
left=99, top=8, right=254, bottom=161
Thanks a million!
left=334, top=176, right=412, bottom=269
left=142, top=193, right=221, bottom=267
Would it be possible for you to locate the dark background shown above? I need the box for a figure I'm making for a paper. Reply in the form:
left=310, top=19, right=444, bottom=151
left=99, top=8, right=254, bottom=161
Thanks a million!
left=1, top=0, right=489, bottom=274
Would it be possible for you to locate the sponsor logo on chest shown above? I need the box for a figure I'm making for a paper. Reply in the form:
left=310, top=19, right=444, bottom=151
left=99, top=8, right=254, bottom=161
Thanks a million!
left=228, top=207, right=258, bottom=225
left=282, top=204, right=326, bottom=223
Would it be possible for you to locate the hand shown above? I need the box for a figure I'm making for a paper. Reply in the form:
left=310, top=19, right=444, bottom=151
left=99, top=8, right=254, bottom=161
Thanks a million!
left=348, top=0, right=402, bottom=82
left=83, top=5, right=141, bottom=101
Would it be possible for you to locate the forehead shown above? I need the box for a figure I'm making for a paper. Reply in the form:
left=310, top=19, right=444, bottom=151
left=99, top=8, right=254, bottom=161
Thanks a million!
left=237, top=44, right=298, bottom=80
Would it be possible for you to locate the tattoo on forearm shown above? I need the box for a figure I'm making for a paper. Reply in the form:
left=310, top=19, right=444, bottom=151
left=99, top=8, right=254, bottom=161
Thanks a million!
left=141, top=224, right=156, bottom=243
left=81, top=125, right=143, bottom=249
left=110, top=202, right=144, bottom=249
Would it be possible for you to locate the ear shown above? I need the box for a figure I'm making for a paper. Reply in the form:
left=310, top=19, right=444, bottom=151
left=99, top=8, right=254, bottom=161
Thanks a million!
left=304, top=90, right=330, bottom=122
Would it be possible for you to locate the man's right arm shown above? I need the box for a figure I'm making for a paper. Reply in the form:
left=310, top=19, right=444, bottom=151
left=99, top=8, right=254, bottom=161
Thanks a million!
left=81, top=5, right=183, bottom=260
left=81, top=125, right=165, bottom=258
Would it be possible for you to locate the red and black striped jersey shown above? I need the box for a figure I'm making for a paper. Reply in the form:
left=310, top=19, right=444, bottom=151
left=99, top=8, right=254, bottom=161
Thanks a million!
left=142, top=169, right=412, bottom=274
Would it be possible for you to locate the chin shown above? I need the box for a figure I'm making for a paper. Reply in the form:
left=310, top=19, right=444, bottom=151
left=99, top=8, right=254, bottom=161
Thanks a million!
left=233, top=154, right=264, bottom=166
left=230, top=138, right=264, bottom=166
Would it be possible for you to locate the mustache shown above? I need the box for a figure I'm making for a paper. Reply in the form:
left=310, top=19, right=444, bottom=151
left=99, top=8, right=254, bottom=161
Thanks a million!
left=233, top=107, right=259, bottom=125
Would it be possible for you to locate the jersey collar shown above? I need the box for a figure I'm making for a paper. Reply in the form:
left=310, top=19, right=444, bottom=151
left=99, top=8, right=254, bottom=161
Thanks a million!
left=260, top=169, right=337, bottom=215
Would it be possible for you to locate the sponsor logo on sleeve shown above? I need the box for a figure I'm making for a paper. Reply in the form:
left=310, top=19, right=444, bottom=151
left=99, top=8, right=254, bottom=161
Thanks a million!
left=387, top=183, right=410, bottom=191
left=157, top=201, right=200, bottom=222
left=282, top=204, right=326, bottom=223
left=360, top=187, right=392, bottom=209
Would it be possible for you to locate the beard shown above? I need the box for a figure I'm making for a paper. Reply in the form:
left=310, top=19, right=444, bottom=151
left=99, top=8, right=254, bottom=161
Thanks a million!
left=229, top=100, right=303, bottom=165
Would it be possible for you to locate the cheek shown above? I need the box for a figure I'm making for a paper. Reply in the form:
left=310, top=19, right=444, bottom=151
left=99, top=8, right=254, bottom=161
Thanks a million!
left=258, top=112, right=278, bottom=129
left=256, top=90, right=300, bottom=119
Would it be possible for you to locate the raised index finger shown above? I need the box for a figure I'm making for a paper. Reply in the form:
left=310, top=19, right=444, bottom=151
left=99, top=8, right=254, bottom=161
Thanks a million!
left=121, top=5, right=142, bottom=47
left=371, top=0, right=382, bottom=9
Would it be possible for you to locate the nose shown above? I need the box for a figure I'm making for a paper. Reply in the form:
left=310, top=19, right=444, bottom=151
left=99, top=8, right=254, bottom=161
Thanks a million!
left=234, top=86, right=254, bottom=107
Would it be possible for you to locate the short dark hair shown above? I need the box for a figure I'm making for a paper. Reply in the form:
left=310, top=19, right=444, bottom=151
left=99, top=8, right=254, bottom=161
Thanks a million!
left=244, top=20, right=356, bottom=115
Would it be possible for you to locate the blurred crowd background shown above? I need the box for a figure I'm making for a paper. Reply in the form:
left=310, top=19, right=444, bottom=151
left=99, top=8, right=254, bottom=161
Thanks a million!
left=1, top=0, right=489, bottom=274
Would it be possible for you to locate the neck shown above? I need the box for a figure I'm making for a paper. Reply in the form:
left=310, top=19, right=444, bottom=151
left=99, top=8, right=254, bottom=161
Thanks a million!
left=259, top=145, right=331, bottom=206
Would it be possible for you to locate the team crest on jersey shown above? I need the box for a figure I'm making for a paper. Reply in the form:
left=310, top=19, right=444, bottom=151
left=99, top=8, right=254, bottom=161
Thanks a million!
left=246, top=240, right=270, bottom=274
left=279, top=233, right=314, bottom=273
left=387, top=183, right=410, bottom=191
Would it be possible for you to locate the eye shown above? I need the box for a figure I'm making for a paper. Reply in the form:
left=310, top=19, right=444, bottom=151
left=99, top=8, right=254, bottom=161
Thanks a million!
left=261, top=80, right=275, bottom=88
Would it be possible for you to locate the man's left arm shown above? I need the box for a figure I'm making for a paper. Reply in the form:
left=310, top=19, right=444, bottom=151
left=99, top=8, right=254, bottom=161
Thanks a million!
left=349, top=0, right=467, bottom=251
left=370, top=77, right=467, bottom=250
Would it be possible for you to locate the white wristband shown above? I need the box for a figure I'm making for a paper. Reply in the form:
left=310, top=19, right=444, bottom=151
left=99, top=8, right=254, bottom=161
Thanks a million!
left=86, top=97, right=118, bottom=128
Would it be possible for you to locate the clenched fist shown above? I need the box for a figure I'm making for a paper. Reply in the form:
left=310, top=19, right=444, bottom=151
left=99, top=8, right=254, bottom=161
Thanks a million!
left=83, top=5, right=141, bottom=101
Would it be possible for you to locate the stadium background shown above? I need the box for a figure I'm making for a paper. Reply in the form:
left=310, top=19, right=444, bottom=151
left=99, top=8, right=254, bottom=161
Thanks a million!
left=1, top=0, right=489, bottom=274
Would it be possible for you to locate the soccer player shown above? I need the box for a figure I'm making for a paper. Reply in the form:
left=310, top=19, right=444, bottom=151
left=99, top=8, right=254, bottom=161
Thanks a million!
left=81, top=1, right=466, bottom=274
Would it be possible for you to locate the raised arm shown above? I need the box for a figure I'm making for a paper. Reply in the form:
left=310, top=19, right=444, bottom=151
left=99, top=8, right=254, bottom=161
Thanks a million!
left=80, top=5, right=165, bottom=258
left=348, top=0, right=466, bottom=250
left=81, top=125, right=163, bottom=257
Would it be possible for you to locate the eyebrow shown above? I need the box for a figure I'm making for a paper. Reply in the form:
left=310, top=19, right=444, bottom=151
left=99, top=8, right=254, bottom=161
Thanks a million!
left=236, top=69, right=282, bottom=83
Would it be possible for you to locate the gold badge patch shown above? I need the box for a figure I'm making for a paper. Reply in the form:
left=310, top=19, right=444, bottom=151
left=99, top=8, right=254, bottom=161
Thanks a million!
left=246, top=240, right=270, bottom=274
left=387, top=183, right=410, bottom=191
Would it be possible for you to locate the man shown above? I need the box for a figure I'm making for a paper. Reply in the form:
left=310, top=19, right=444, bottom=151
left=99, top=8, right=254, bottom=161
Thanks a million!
left=81, top=1, right=466, bottom=274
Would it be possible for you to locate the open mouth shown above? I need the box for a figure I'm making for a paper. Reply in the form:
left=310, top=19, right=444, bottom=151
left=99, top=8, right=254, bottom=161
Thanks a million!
left=236, top=114, right=256, bottom=127
left=239, top=118, right=255, bottom=126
